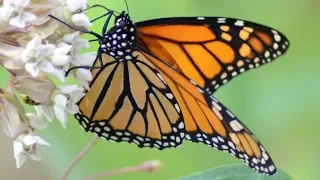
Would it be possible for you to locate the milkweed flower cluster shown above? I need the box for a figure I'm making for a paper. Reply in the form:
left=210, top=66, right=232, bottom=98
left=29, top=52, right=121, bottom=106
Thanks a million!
left=0, top=0, right=95, bottom=168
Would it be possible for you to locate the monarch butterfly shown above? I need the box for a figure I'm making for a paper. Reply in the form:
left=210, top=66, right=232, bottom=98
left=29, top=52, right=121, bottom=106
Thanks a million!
left=50, top=4, right=289, bottom=175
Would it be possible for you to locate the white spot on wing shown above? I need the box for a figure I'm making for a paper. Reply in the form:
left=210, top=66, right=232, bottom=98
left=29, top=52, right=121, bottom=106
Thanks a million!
left=94, top=127, right=101, bottom=132
left=226, top=110, right=235, bottom=118
left=217, top=136, right=225, bottom=142
left=174, top=104, right=180, bottom=113
left=217, top=18, right=226, bottom=23
left=178, top=122, right=184, bottom=129
left=274, top=34, right=281, bottom=42
left=212, top=137, right=218, bottom=143
left=165, top=93, right=174, bottom=99
left=235, top=20, right=244, bottom=26
left=185, top=134, right=191, bottom=140
left=264, top=51, right=270, bottom=58
left=229, top=120, right=243, bottom=132
left=156, top=73, right=167, bottom=84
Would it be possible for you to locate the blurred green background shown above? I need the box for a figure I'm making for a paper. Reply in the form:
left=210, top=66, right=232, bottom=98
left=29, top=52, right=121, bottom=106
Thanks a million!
left=0, top=0, right=319, bottom=179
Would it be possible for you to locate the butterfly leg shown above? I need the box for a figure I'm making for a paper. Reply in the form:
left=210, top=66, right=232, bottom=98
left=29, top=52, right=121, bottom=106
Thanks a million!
left=90, top=11, right=112, bottom=24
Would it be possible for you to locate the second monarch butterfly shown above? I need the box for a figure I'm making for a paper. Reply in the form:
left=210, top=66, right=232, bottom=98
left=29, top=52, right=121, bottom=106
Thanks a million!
left=50, top=3, right=289, bottom=175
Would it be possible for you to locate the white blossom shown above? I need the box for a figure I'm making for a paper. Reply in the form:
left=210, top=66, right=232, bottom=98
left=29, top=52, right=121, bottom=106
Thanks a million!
left=21, top=36, right=56, bottom=77
left=59, top=0, right=91, bottom=27
left=51, top=45, right=72, bottom=66
left=53, top=85, right=85, bottom=128
left=73, top=68, right=92, bottom=90
left=66, top=0, right=88, bottom=13
left=63, top=31, right=89, bottom=53
left=20, top=36, right=74, bottom=82
left=57, top=31, right=95, bottom=89
left=0, top=0, right=36, bottom=28
left=50, top=44, right=73, bottom=82
left=13, top=132, right=50, bottom=168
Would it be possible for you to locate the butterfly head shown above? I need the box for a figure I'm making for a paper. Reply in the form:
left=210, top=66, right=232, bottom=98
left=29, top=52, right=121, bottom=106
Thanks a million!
left=101, top=11, right=137, bottom=59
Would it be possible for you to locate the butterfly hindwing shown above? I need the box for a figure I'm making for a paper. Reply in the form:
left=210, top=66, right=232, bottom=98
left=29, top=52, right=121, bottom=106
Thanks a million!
left=136, top=17, right=289, bottom=93
left=187, top=94, right=276, bottom=175
left=75, top=51, right=185, bottom=149
left=138, top=48, right=276, bottom=175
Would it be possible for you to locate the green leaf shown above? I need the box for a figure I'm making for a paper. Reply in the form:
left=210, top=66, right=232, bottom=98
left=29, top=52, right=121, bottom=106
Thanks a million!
left=177, top=164, right=293, bottom=180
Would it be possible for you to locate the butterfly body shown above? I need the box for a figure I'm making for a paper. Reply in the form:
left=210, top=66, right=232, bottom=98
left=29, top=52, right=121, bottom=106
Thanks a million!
left=63, top=10, right=290, bottom=175
left=101, top=14, right=137, bottom=61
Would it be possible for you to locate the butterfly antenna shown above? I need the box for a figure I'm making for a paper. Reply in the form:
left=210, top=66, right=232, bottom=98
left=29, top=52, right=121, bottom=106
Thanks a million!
left=48, top=15, right=102, bottom=39
left=125, top=0, right=130, bottom=14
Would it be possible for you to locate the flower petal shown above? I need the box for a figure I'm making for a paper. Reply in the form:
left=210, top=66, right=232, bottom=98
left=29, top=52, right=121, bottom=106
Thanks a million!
left=50, top=68, right=66, bottom=82
left=53, top=104, right=67, bottom=128
left=76, top=68, right=92, bottom=81
left=9, top=15, right=26, bottom=28
left=22, top=134, right=36, bottom=146
left=75, top=78, right=89, bottom=90
left=20, top=0, right=31, bottom=7
left=67, top=102, right=79, bottom=114
left=67, top=0, right=83, bottom=12
left=26, top=113, right=47, bottom=130
left=25, top=63, right=40, bottom=77
left=34, top=136, right=50, bottom=147
left=58, top=84, right=78, bottom=94
left=20, top=11, right=36, bottom=23
left=54, top=94, right=68, bottom=107
left=13, top=75, right=56, bottom=104
left=51, top=55, right=70, bottom=66
left=20, top=49, right=32, bottom=63
left=13, top=141, right=24, bottom=158
left=39, top=61, right=54, bottom=73
left=63, top=31, right=80, bottom=43
left=15, top=153, right=27, bottom=168
left=35, top=105, right=54, bottom=122
left=40, top=44, right=56, bottom=56
left=29, top=149, right=42, bottom=161
left=27, top=36, right=42, bottom=49
left=78, top=52, right=96, bottom=66
left=71, top=13, right=92, bottom=27
left=0, top=7, right=15, bottom=20
left=73, top=38, right=90, bottom=51
left=53, top=45, right=73, bottom=55
left=0, top=100, right=22, bottom=137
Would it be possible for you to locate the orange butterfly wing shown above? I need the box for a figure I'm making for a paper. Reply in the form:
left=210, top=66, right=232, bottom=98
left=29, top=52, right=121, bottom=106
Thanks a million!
left=136, top=17, right=289, bottom=93
left=136, top=47, right=276, bottom=175
left=76, top=51, right=186, bottom=149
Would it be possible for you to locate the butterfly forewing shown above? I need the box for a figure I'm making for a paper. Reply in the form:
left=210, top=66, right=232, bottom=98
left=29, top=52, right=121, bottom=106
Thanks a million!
left=75, top=51, right=185, bottom=149
left=136, top=17, right=289, bottom=93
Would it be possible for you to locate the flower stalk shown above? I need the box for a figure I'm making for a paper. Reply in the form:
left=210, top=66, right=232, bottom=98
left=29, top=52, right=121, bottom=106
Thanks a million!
left=60, top=135, right=99, bottom=180
left=82, top=160, right=162, bottom=180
